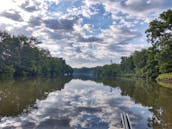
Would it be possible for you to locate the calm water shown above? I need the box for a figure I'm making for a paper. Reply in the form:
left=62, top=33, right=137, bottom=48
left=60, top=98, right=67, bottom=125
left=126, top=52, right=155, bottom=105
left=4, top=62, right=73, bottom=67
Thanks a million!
left=0, top=77, right=172, bottom=129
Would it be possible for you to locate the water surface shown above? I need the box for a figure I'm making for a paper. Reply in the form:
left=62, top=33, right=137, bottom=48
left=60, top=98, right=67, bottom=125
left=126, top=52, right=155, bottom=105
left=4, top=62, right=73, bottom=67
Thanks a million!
left=0, top=77, right=172, bottom=129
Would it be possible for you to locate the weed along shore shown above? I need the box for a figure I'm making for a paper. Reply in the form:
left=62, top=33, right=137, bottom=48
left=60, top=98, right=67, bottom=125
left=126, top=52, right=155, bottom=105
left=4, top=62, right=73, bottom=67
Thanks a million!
left=156, top=73, right=172, bottom=89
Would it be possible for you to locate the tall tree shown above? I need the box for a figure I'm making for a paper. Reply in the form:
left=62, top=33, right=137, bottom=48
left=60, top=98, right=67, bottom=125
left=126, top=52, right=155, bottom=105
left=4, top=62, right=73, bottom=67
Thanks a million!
left=146, top=10, right=172, bottom=73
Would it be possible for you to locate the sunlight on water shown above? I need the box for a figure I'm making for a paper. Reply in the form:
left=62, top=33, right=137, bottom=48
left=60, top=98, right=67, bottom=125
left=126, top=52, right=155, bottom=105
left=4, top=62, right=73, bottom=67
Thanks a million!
left=0, top=79, right=153, bottom=129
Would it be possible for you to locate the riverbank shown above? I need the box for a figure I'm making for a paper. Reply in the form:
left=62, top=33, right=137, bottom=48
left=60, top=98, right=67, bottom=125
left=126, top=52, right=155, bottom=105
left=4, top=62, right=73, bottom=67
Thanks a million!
left=156, top=73, right=172, bottom=89
left=115, top=73, right=172, bottom=89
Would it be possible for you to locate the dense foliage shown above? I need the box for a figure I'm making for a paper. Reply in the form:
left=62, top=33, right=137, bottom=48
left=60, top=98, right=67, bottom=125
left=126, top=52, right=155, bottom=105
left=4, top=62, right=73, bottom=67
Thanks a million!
left=0, top=32, right=73, bottom=77
left=76, top=10, right=172, bottom=79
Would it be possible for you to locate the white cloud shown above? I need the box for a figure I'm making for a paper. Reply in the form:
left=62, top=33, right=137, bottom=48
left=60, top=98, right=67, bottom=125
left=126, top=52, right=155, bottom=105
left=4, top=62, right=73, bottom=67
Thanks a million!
left=0, top=0, right=171, bottom=67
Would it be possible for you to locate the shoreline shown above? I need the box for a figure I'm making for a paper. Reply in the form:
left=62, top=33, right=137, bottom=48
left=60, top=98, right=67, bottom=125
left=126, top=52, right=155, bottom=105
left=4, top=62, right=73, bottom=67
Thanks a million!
left=156, top=73, right=172, bottom=89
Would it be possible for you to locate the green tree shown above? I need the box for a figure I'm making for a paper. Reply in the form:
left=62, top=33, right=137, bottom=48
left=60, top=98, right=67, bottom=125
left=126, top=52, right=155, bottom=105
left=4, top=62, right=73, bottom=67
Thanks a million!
left=0, top=31, right=73, bottom=77
left=120, top=56, right=135, bottom=73
left=146, top=10, right=172, bottom=74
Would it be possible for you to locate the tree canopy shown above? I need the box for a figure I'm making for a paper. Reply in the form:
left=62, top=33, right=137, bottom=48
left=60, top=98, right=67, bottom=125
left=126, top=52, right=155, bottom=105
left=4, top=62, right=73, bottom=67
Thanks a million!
left=0, top=32, right=73, bottom=77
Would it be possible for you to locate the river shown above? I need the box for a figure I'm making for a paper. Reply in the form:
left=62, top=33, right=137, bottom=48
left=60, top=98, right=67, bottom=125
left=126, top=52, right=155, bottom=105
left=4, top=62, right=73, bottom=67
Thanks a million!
left=0, top=77, right=172, bottom=129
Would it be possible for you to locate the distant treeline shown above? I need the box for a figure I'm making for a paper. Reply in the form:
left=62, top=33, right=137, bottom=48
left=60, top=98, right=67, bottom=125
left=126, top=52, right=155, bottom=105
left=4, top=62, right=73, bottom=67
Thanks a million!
left=75, top=10, right=172, bottom=80
left=73, top=67, right=95, bottom=76
left=0, top=32, right=73, bottom=77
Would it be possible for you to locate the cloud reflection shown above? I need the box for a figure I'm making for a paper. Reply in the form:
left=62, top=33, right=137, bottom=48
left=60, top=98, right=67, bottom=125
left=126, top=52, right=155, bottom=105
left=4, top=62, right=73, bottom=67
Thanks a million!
left=0, top=79, right=153, bottom=129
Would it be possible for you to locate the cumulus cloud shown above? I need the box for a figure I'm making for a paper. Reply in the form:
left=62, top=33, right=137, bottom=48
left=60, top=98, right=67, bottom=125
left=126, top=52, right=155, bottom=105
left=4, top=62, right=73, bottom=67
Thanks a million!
left=125, top=0, right=172, bottom=12
left=78, top=36, right=103, bottom=42
left=1, top=10, right=23, bottom=21
left=29, top=16, right=42, bottom=26
left=43, top=19, right=75, bottom=31
left=21, top=1, right=38, bottom=12
left=0, top=0, right=171, bottom=67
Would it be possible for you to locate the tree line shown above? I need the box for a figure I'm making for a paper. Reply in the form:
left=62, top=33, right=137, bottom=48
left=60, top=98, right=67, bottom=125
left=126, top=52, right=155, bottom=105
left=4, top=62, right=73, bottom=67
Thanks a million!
left=0, top=32, right=73, bottom=78
left=76, top=10, right=172, bottom=80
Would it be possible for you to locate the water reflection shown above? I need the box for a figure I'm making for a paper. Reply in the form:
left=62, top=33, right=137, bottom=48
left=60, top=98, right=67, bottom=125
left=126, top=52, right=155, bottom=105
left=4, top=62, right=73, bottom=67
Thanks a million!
left=0, top=77, right=71, bottom=117
left=101, top=78, right=172, bottom=129
left=0, top=79, right=153, bottom=129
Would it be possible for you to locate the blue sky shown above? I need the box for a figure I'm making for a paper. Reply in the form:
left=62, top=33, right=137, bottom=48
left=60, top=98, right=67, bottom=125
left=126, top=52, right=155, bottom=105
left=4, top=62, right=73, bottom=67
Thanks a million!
left=0, top=0, right=172, bottom=68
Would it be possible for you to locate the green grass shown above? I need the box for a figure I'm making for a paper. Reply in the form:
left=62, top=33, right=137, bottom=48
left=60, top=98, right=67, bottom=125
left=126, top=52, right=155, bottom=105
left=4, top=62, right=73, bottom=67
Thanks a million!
left=156, top=73, right=172, bottom=80
left=156, top=73, right=172, bottom=89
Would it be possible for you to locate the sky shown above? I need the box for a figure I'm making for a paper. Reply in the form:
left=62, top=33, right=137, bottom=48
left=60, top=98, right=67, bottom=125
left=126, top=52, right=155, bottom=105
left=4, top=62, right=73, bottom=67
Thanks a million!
left=0, top=0, right=172, bottom=68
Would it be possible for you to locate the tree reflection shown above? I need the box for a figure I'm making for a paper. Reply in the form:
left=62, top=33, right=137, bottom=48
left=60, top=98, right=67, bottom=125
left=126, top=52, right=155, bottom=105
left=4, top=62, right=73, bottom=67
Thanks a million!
left=0, top=77, right=71, bottom=117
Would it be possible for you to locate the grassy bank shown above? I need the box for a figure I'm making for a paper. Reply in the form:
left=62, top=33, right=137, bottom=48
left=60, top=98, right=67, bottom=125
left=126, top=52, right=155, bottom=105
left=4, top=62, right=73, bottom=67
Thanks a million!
left=157, top=73, right=172, bottom=80
left=156, top=73, right=172, bottom=89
